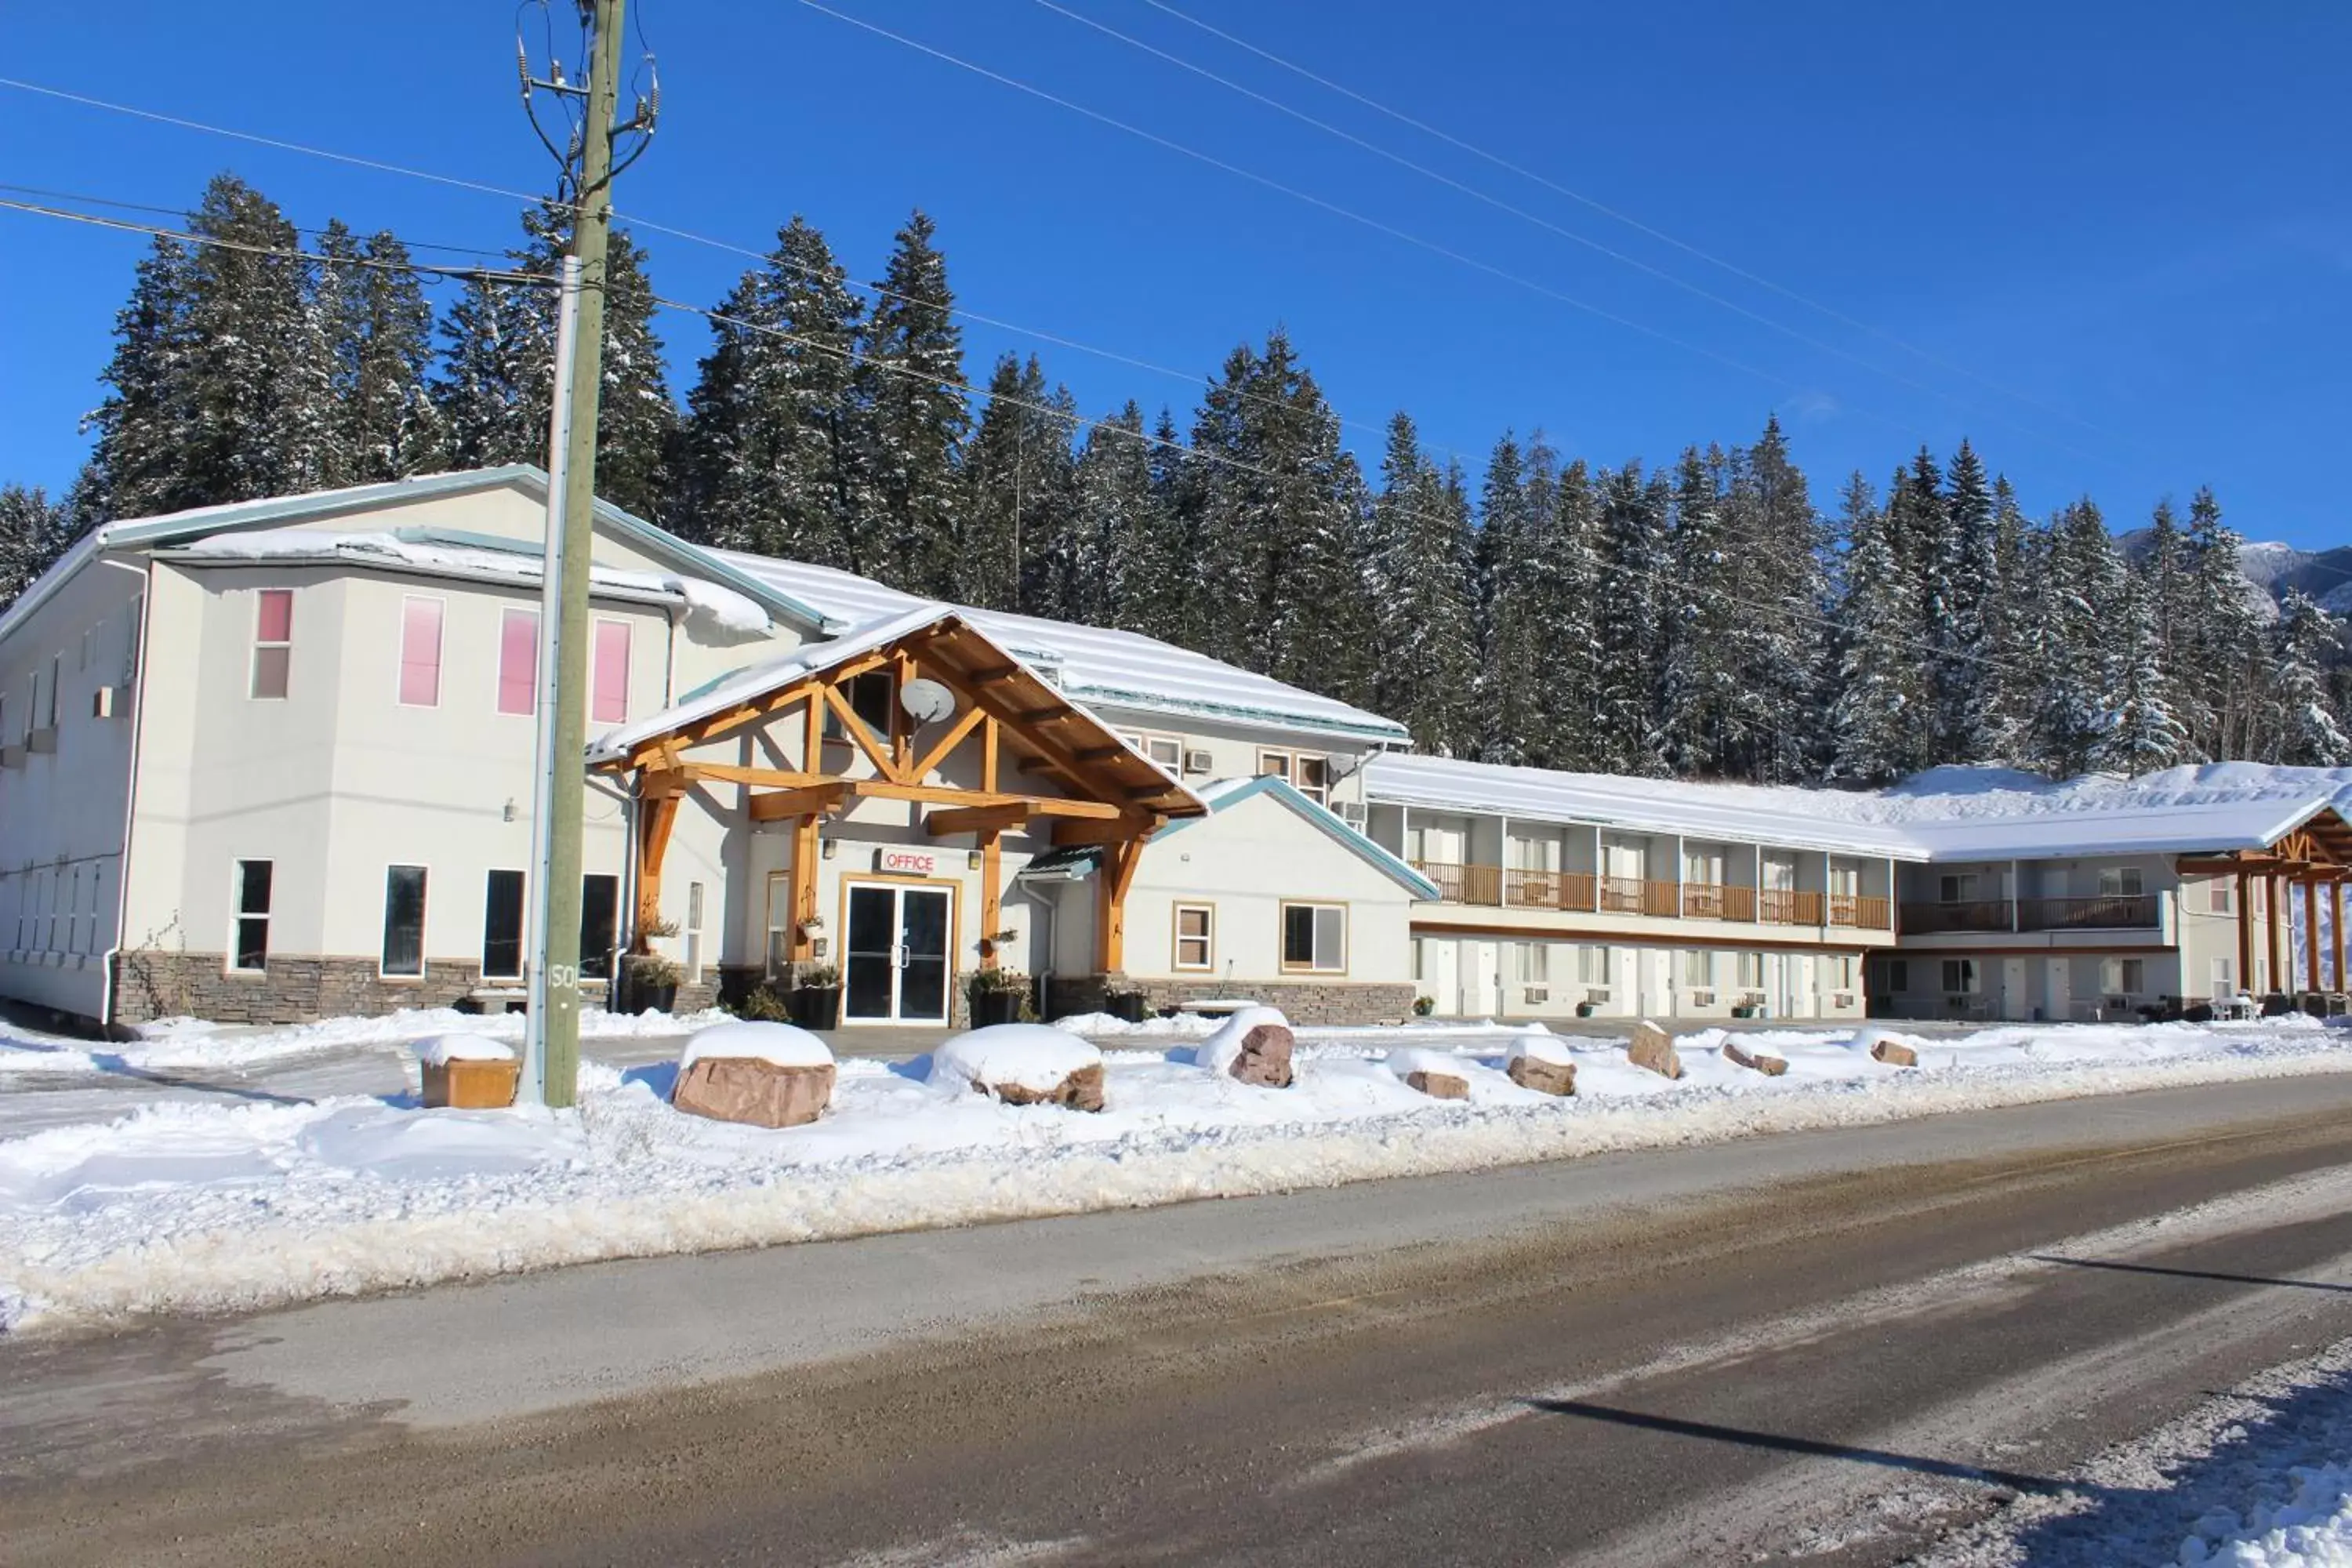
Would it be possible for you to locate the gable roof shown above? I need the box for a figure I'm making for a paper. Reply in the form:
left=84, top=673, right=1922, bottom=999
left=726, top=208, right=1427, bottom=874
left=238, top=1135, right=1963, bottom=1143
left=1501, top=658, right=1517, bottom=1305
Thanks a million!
left=1153, top=775, right=1442, bottom=898
left=710, top=551, right=1412, bottom=746
left=585, top=601, right=1207, bottom=821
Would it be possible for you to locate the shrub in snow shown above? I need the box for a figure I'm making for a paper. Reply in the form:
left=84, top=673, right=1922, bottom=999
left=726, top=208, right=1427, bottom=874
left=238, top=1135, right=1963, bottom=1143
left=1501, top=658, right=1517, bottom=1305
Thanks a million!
left=673, top=1022, right=836, bottom=1129
left=1503, top=1033, right=1577, bottom=1096
left=1722, top=1040, right=1788, bottom=1077
left=411, top=1033, right=520, bottom=1109
left=1194, top=1006, right=1294, bottom=1088
left=1628, top=1021, right=1685, bottom=1080
left=1387, top=1047, right=1472, bottom=1101
left=931, top=1024, right=1106, bottom=1112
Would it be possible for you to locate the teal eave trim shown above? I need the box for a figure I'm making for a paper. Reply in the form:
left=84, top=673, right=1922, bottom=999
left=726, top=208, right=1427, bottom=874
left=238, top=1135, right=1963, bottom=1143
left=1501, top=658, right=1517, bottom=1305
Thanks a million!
left=1150, top=775, right=1440, bottom=899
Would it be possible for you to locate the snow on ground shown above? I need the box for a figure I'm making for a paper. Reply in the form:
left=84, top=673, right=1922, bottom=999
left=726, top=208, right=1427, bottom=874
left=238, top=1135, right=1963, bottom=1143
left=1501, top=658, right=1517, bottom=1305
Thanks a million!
left=2, top=1016, right=2350, bottom=1334
left=1919, top=1338, right=2352, bottom=1566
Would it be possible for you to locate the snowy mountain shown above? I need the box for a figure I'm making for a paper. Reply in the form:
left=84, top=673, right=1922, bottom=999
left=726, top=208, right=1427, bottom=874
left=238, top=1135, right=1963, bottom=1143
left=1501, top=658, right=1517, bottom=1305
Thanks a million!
left=2116, top=530, right=2352, bottom=620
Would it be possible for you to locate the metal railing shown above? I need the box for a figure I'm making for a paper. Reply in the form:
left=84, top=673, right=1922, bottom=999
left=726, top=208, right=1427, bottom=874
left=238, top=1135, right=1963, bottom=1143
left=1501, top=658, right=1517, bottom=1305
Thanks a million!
left=1898, top=899, right=2013, bottom=934
left=2019, top=894, right=2159, bottom=931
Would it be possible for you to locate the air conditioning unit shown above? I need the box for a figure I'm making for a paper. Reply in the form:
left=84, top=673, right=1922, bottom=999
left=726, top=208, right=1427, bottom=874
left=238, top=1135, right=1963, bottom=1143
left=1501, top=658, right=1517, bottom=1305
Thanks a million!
left=91, top=687, right=123, bottom=720
left=1584, top=987, right=1611, bottom=1004
left=1182, top=749, right=1214, bottom=775
left=1740, top=991, right=1766, bottom=1007
left=1689, top=989, right=1716, bottom=1007
left=1523, top=985, right=1549, bottom=1004
left=1832, top=992, right=1856, bottom=1008
left=1336, top=800, right=1367, bottom=829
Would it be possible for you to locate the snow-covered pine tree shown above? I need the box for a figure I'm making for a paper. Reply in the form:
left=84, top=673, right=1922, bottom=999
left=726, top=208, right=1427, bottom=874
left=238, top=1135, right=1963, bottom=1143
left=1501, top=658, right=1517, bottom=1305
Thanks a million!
left=1936, top=438, right=1997, bottom=762
left=2182, top=485, right=2265, bottom=760
left=1069, top=401, right=1165, bottom=629
left=2034, top=498, right=2128, bottom=775
left=1591, top=463, right=1671, bottom=776
left=1732, top=416, right=1828, bottom=782
left=956, top=355, right=1079, bottom=615
left=1658, top=445, right=1745, bottom=775
left=1472, top=433, right=1536, bottom=763
left=1364, top=414, right=1477, bottom=754
left=1826, top=472, right=1926, bottom=783
left=1973, top=476, right=2038, bottom=761
left=430, top=270, right=535, bottom=474
left=317, top=223, right=441, bottom=485
left=0, top=485, right=71, bottom=612
left=2087, top=565, right=2187, bottom=775
left=677, top=267, right=776, bottom=553
left=2269, top=590, right=2352, bottom=766
left=79, top=232, right=197, bottom=523
left=1523, top=444, right=1602, bottom=769
left=1114, top=407, right=1206, bottom=647
left=858, top=210, right=967, bottom=593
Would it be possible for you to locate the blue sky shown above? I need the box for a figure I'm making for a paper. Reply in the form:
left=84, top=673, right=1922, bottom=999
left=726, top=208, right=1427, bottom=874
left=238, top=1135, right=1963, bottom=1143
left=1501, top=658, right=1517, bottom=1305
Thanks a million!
left=3, top=2, right=2347, bottom=547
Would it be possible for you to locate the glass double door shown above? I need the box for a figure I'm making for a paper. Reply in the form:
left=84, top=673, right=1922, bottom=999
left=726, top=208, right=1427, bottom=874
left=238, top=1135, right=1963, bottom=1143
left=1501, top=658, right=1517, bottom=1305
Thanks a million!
left=844, top=882, right=953, bottom=1025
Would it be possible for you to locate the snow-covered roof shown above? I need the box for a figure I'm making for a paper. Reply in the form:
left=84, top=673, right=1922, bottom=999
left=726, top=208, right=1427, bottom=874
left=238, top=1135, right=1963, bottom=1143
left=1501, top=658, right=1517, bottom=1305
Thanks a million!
left=710, top=551, right=1411, bottom=746
left=1364, top=756, right=2352, bottom=863
left=1156, top=775, right=1442, bottom=898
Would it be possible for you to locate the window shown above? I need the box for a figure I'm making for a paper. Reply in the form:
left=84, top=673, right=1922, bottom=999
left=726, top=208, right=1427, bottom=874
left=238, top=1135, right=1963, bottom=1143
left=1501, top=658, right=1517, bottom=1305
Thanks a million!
left=1684, top=848, right=1726, bottom=884
left=46, top=654, right=60, bottom=728
left=686, top=880, right=706, bottom=982
left=397, top=596, right=443, bottom=707
left=2211, top=958, right=2235, bottom=1000
left=1119, top=731, right=1185, bottom=775
left=592, top=619, right=631, bottom=726
left=1682, top=949, right=1715, bottom=987
left=1941, top=958, right=1980, bottom=994
left=1257, top=750, right=1333, bottom=807
left=1736, top=952, right=1763, bottom=990
left=2101, top=957, right=2147, bottom=996
left=825, top=670, right=895, bottom=743
left=2099, top=866, right=2144, bottom=898
left=1939, top=873, right=1984, bottom=903
left=382, top=865, right=427, bottom=978
left=231, top=859, right=273, bottom=972
left=1577, top=945, right=1611, bottom=985
left=2210, top=879, right=2235, bottom=915
left=481, top=869, right=525, bottom=980
left=1827, top=953, right=1856, bottom=989
left=497, top=608, right=539, bottom=716
left=580, top=873, right=619, bottom=980
left=1280, top=902, right=1346, bottom=972
left=1517, top=942, right=1550, bottom=983
left=1258, top=749, right=1291, bottom=783
left=252, top=589, right=293, bottom=700
left=1174, top=902, right=1214, bottom=970
left=1882, top=958, right=1910, bottom=993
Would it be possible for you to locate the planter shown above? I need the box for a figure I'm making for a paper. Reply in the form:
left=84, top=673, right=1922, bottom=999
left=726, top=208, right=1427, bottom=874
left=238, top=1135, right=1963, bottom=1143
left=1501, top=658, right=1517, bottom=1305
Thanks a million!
left=789, top=985, right=840, bottom=1031
left=970, top=989, right=1023, bottom=1028
left=1106, top=991, right=1149, bottom=1024
left=1574, top=1002, right=1598, bottom=1018
left=423, top=1058, right=520, bottom=1109
left=633, top=982, right=678, bottom=1014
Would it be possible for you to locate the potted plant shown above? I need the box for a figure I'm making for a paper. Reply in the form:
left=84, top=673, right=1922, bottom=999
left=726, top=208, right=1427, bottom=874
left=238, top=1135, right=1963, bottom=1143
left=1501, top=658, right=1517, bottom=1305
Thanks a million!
left=1412, top=995, right=1436, bottom=1018
left=966, top=966, right=1028, bottom=1028
left=1105, top=986, right=1150, bottom=1024
left=789, top=962, right=840, bottom=1030
left=1574, top=1001, right=1599, bottom=1018
left=622, top=951, right=684, bottom=1014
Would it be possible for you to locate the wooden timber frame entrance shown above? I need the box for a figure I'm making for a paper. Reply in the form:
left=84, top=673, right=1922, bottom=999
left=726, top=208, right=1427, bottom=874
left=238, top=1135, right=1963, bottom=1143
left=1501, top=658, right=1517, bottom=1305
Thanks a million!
left=593, top=610, right=1204, bottom=984
left=2177, top=808, right=2352, bottom=997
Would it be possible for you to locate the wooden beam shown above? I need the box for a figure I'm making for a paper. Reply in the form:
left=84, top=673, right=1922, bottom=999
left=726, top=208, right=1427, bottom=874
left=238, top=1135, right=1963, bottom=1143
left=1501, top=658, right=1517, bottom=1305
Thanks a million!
left=2335, top=880, right=2347, bottom=992
left=633, top=791, right=681, bottom=949
left=789, top=811, right=819, bottom=966
left=966, top=662, right=1020, bottom=684
left=2271, top=874, right=2288, bottom=994
left=1094, top=837, right=1149, bottom=975
left=978, top=829, right=1003, bottom=970
left=909, top=703, right=989, bottom=782
left=891, top=649, right=916, bottom=778
left=1015, top=704, right=1074, bottom=725
left=746, top=781, right=855, bottom=822
left=641, top=768, right=695, bottom=800
left=2239, top=866, right=2255, bottom=996
left=1052, top=815, right=1159, bottom=848
left=1073, top=744, right=1124, bottom=764
left=684, top=763, right=831, bottom=791
left=982, top=713, right=1000, bottom=794
left=820, top=682, right=898, bottom=782
left=803, top=684, right=823, bottom=774
left=625, top=677, right=822, bottom=767
left=2308, top=879, right=2324, bottom=993
left=927, top=803, right=1034, bottom=838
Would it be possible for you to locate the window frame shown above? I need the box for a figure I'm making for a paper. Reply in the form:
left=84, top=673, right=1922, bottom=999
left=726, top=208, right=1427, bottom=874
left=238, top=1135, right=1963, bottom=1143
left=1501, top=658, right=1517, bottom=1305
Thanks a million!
left=1172, top=901, right=1215, bottom=971
left=250, top=588, right=294, bottom=702
left=1256, top=747, right=1333, bottom=808
left=1577, top=944, right=1611, bottom=986
left=1736, top=951, right=1763, bottom=991
left=380, top=863, right=429, bottom=979
left=396, top=593, right=445, bottom=709
left=1120, top=730, right=1185, bottom=776
left=496, top=607, right=539, bottom=717
left=481, top=867, right=526, bottom=982
left=1279, top=899, right=1348, bottom=975
left=2101, top=956, right=2147, bottom=996
left=2209, top=878, right=2235, bottom=915
left=825, top=670, right=895, bottom=746
left=229, top=858, right=274, bottom=974
left=1681, top=948, right=1715, bottom=988
left=590, top=616, right=632, bottom=726
left=1940, top=957, right=1980, bottom=994
left=2099, top=866, right=2145, bottom=898
left=1517, top=941, right=1550, bottom=984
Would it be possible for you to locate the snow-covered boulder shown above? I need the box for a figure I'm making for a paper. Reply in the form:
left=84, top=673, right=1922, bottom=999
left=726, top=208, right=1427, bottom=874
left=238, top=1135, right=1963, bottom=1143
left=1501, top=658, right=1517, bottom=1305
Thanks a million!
left=1851, top=1027, right=1918, bottom=1068
left=1194, top=1005, right=1294, bottom=1088
left=1388, top=1046, right=1471, bottom=1100
left=1722, top=1039, right=1788, bottom=1077
left=932, top=1024, right=1105, bottom=1111
left=412, top=1033, right=520, bottom=1109
left=1628, top=1020, right=1684, bottom=1080
left=673, top=1021, right=836, bottom=1128
left=1504, top=1029, right=1577, bottom=1096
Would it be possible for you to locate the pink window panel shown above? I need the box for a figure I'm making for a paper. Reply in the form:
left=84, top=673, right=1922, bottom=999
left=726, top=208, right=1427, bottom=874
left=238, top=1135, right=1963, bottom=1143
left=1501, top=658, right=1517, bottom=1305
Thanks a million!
left=256, top=589, right=293, bottom=644
left=591, top=621, right=630, bottom=725
left=498, top=608, right=539, bottom=717
left=397, top=598, right=442, bottom=706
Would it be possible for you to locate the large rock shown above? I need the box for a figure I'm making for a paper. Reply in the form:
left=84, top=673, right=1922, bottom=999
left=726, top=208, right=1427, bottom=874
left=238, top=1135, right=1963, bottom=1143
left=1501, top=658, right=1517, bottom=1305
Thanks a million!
left=1406, top=1069, right=1469, bottom=1100
left=1870, top=1037, right=1918, bottom=1068
left=1628, top=1021, right=1684, bottom=1080
left=931, top=1023, right=1108, bottom=1112
left=673, top=1056, right=837, bottom=1128
left=1197, top=1006, right=1295, bottom=1089
left=1506, top=1054, right=1577, bottom=1096
left=1722, top=1040, right=1788, bottom=1077
left=988, top=1062, right=1107, bottom=1112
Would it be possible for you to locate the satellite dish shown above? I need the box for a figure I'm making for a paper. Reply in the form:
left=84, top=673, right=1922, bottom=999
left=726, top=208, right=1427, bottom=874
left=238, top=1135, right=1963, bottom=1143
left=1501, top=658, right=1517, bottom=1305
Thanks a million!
left=899, top=677, right=956, bottom=725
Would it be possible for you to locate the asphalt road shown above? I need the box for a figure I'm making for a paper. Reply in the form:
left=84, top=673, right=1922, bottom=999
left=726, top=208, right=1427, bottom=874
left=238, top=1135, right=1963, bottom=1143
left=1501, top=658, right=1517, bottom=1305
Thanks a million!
left=12, top=1076, right=2352, bottom=1566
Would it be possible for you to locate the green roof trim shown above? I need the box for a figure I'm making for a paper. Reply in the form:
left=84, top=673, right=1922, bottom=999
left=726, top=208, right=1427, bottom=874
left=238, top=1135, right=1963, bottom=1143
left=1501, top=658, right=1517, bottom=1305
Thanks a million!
left=1150, top=775, right=1440, bottom=899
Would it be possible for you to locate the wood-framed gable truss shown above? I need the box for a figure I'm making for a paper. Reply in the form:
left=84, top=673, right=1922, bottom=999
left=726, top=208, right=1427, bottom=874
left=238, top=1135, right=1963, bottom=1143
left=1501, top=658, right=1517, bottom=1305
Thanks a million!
left=590, top=609, right=1204, bottom=973
left=2174, top=805, right=2352, bottom=996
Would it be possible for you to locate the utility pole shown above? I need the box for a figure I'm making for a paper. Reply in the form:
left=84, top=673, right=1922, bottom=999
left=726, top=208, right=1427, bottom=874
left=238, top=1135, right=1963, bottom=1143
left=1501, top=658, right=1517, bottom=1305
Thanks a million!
left=519, top=0, right=652, bottom=1109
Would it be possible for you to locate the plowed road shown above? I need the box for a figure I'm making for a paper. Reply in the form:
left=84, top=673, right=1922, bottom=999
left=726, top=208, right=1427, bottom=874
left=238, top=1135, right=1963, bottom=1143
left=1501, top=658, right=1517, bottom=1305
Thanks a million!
left=13, top=1076, right=2352, bottom=1565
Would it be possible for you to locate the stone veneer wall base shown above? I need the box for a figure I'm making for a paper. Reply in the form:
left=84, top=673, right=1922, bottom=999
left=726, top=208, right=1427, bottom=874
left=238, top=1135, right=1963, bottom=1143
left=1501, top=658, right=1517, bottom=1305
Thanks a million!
left=1047, top=974, right=1418, bottom=1027
left=110, top=951, right=719, bottom=1029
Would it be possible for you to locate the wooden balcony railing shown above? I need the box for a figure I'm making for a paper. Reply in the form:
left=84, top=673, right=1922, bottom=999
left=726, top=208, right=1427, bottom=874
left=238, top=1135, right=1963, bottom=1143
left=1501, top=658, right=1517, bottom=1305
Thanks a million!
left=1504, top=868, right=1599, bottom=912
left=1409, top=861, right=1894, bottom=931
left=2019, top=895, right=2158, bottom=931
left=1828, top=893, right=1892, bottom=931
left=1899, top=899, right=2013, bottom=935
left=1414, top=861, right=1502, bottom=906
left=1759, top=888, right=1818, bottom=924
left=1681, top=882, right=1755, bottom=921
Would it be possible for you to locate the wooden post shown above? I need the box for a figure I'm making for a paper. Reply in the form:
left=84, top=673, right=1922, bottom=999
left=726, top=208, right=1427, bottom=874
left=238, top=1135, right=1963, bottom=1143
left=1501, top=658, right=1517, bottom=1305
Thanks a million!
left=2270, top=874, right=2288, bottom=995
left=1094, top=837, right=1145, bottom=975
left=2238, top=866, right=2255, bottom=996
left=789, top=812, right=819, bottom=965
left=978, top=829, right=1002, bottom=970
left=2307, top=879, right=2323, bottom=994
left=2334, top=880, right=2346, bottom=993
left=633, top=788, right=681, bottom=951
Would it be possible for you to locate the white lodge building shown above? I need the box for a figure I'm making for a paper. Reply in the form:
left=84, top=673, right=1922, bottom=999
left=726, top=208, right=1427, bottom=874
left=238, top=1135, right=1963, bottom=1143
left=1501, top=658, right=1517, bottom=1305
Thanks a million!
left=2, top=466, right=2347, bottom=1035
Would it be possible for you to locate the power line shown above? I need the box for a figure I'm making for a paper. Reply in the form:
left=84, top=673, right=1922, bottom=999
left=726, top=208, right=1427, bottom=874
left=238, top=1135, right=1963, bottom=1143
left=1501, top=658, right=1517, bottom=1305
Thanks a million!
left=1023, top=0, right=2109, bottom=467
left=0, top=182, right=517, bottom=260
left=0, top=196, right=546, bottom=286
left=1132, top=0, right=2151, bottom=457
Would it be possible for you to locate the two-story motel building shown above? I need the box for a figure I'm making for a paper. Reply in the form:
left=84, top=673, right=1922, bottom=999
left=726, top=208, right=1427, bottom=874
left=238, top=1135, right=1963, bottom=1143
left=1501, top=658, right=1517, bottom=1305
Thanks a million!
left=1, top=467, right=2347, bottom=1033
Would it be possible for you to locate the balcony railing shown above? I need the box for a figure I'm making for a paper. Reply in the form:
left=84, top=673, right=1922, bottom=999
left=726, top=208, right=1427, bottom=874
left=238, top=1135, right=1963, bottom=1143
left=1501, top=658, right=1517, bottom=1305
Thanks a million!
left=1896, top=895, right=2161, bottom=935
left=1410, top=862, right=1892, bottom=929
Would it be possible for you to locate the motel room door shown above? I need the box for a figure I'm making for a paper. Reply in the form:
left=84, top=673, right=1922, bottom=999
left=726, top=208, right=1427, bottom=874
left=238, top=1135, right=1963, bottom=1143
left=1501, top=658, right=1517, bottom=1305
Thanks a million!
left=843, top=882, right=953, bottom=1025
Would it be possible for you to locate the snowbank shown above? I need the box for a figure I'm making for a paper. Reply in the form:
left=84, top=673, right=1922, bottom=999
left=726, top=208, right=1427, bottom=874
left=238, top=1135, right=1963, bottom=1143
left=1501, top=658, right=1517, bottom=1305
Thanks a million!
left=412, top=1033, right=514, bottom=1066
left=677, top=1022, right=832, bottom=1071
left=1195, top=1006, right=1290, bottom=1075
left=8, top=1020, right=2352, bottom=1334
left=931, top=1025, right=1102, bottom=1094
left=1505, top=1029, right=1577, bottom=1067
left=1385, top=1047, right=1477, bottom=1083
